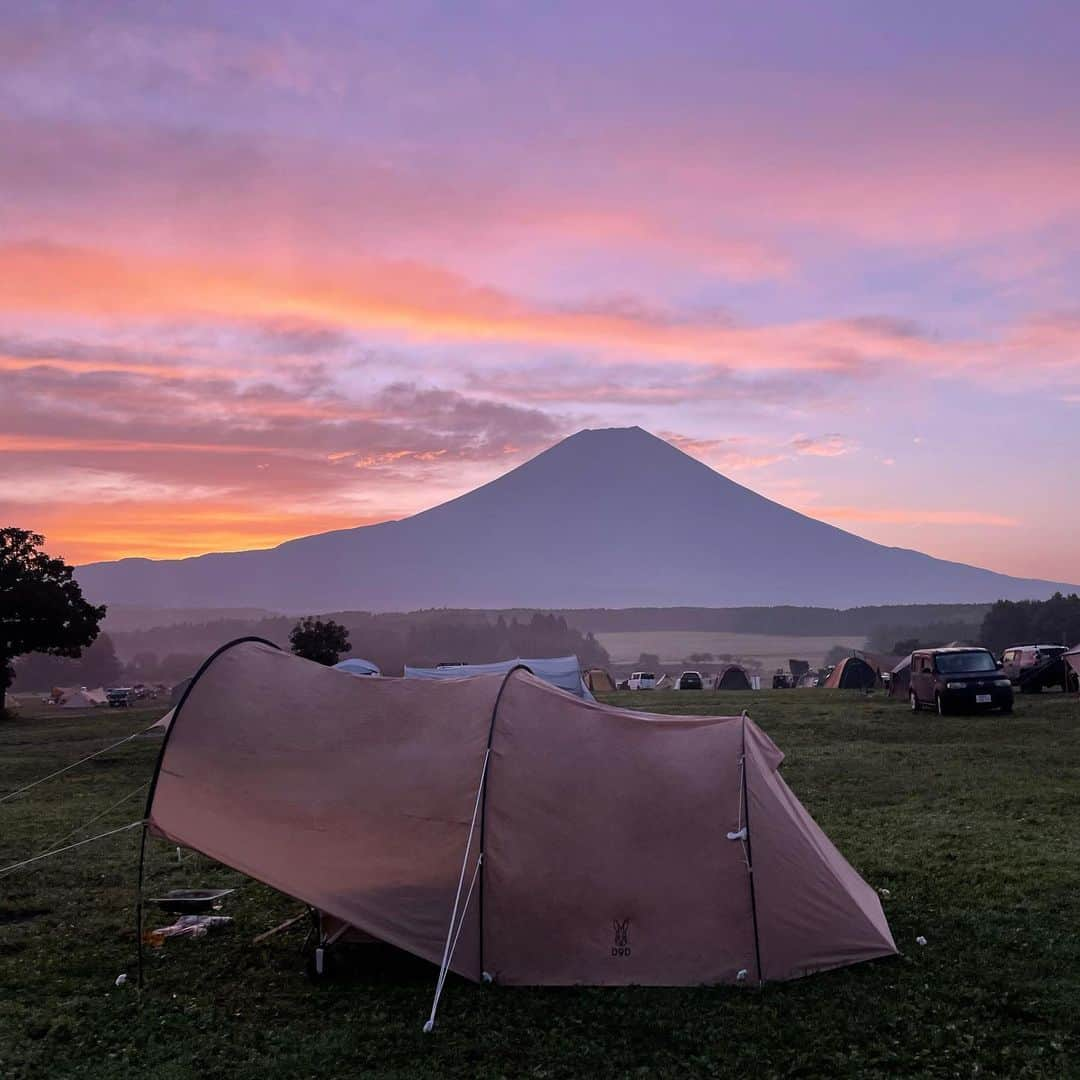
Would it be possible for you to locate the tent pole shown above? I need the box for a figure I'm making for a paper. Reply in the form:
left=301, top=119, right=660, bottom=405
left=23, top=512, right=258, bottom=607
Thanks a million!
left=740, top=715, right=765, bottom=986
left=477, top=663, right=527, bottom=980
left=135, top=821, right=147, bottom=989
left=134, top=636, right=283, bottom=993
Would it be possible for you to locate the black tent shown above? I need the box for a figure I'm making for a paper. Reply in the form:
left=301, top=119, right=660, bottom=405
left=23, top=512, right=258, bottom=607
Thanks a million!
left=823, top=656, right=877, bottom=690
left=716, top=664, right=753, bottom=691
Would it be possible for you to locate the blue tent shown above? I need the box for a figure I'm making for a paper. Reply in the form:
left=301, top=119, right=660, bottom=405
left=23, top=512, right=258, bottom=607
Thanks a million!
left=333, top=657, right=382, bottom=677
left=404, top=655, right=593, bottom=700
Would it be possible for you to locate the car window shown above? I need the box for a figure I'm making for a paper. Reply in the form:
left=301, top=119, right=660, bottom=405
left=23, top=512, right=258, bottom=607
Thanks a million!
left=935, top=651, right=997, bottom=674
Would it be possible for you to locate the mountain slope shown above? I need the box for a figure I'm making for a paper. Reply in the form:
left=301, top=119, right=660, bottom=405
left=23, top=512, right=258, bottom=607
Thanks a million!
left=76, top=427, right=1076, bottom=610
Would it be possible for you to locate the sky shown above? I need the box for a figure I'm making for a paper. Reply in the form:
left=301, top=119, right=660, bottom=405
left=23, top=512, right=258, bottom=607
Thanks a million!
left=2, top=0, right=1079, bottom=583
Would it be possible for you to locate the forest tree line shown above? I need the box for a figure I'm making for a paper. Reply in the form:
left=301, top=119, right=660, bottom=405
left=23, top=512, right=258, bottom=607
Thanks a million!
left=12, top=611, right=610, bottom=691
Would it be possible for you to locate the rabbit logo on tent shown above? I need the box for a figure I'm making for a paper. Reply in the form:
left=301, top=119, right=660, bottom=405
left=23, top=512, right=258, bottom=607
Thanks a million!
left=611, top=919, right=631, bottom=957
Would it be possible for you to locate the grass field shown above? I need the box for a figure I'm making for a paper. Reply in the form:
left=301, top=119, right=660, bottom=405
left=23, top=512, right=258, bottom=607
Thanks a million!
left=595, top=631, right=869, bottom=668
left=2, top=690, right=1078, bottom=1079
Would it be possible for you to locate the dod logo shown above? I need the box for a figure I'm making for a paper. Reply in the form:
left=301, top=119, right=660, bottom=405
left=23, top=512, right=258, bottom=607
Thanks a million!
left=611, top=919, right=631, bottom=958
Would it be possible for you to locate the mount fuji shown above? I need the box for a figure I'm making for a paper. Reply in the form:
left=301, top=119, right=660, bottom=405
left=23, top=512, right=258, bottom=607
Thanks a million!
left=76, top=427, right=1075, bottom=611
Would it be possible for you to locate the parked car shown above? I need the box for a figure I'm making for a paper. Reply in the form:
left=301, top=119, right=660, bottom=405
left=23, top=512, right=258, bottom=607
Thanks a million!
left=908, top=648, right=1013, bottom=715
left=627, top=672, right=657, bottom=690
left=1000, top=644, right=1070, bottom=692
left=677, top=671, right=703, bottom=690
left=106, top=687, right=134, bottom=708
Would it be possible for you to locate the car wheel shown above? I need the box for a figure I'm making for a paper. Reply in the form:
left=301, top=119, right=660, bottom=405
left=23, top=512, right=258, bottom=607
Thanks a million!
left=909, top=691, right=919, bottom=712
left=1000, top=702, right=1013, bottom=714
left=935, top=693, right=948, bottom=716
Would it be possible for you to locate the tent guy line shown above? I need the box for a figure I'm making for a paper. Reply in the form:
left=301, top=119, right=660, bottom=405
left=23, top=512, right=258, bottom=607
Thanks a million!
left=0, top=820, right=143, bottom=879
left=0, top=722, right=159, bottom=803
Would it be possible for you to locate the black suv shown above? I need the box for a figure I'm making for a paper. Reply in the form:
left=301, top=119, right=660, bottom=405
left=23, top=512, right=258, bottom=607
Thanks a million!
left=909, top=647, right=1013, bottom=715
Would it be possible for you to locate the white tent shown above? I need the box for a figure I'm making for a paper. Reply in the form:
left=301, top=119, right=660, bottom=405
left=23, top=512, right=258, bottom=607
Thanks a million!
left=405, top=655, right=593, bottom=700
left=59, top=687, right=108, bottom=708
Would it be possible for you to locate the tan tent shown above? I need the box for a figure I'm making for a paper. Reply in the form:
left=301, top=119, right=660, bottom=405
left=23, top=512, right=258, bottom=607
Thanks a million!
left=58, top=687, right=108, bottom=708
left=142, top=640, right=895, bottom=1023
left=583, top=667, right=616, bottom=693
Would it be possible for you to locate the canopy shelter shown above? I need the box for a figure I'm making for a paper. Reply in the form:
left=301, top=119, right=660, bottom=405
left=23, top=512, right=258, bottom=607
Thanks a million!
left=788, top=659, right=811, bottom=678
left=888, top=655, right=912, bottom=698
left=140, top=639, right=896, bottom=1023
left=405, top=654, right=593, bottom=700
left=1065, top=647, right=1080, bottom=690
left=822, top=656, right=878, bottom=690
left=715, top=664, right=753, bottom=691
left=334, top=657, right=382, bottom=677
left=583, top=667, right=616, bottom=693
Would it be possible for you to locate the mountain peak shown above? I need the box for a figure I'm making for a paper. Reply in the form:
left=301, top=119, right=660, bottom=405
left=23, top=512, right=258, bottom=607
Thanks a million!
left=76, top=426, right=1077, bottom=610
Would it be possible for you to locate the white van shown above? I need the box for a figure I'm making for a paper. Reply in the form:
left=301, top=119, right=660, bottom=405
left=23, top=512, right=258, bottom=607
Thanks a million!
left=627, top=672, right=657, bottom=690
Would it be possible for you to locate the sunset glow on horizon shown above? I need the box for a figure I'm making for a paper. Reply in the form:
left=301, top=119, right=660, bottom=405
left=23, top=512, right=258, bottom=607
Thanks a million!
left=3, top=2, right=1079, bottom=582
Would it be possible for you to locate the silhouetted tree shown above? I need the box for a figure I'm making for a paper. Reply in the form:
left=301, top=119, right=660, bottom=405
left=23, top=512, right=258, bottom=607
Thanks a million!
left=1, top=528, right=105, bottom=713
left=290, top=616, right=351, bottom=666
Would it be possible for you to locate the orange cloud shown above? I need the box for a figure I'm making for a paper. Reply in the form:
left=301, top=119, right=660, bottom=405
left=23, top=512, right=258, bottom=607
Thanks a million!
left=0, top=242, right=965, bottom=375
left=22, top=500, right=375, bottom=564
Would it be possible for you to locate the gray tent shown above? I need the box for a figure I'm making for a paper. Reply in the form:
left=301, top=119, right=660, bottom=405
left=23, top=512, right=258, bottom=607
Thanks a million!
left=405, top=655, right=593, bottom=700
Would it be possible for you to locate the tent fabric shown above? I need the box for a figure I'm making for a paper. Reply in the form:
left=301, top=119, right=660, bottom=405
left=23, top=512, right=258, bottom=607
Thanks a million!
left=823, top=656, right=878, bottom=690
left=715, top=664, right=752, bottom=691
left=334, top=657, right=382, bottom=677
left=583, top=668, right=616, bottom=693
left=405, top=654, right=593, bottom=700
left=147, top=640, right=896, bottom=988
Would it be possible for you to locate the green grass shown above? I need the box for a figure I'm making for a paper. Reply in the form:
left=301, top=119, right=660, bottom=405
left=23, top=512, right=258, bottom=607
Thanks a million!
left=1, top=691, right=1079, bottom=1078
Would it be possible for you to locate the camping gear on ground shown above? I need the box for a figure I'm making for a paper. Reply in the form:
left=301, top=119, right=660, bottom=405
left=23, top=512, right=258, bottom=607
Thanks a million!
left=148, top=888, right=235, bottom=915
left=140, top=639, right=896, bottom=1025
left=823, top=656, right=878, bottom=690
left=144, top=914, right=232, bottom=946
left=333, top=658, right=381, bottom=677
left=405, top=654, right=593, bottom=699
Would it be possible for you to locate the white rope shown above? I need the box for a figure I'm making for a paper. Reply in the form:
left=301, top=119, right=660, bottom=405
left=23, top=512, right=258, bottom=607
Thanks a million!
left=423, top=748, right=490, bottom=1034
left=0, top=723, right=157, bottom=803
left=0, top=819, right=143, bottom=878
left=38, top=780, right=149, bottom=855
